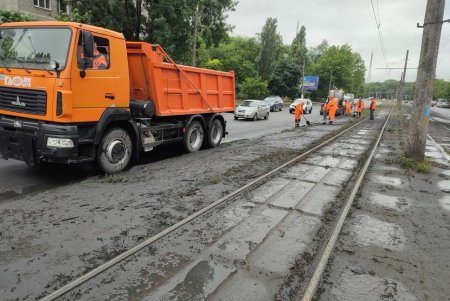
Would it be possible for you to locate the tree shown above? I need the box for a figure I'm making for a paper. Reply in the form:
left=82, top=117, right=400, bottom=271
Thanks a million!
left=309, top=39, right=329, bottom=64
left=269, top=57, right=302, bottom=98
left=239, top=76, right=268, bottom=99
left=433, top=78, right=450, bottom=99
left=256, top=17, right=282, bottom=81
left=291, top=25, right=307, bottom=68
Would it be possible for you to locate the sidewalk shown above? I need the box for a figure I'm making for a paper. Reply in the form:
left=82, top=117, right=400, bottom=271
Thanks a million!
left=317, top=111, right=450, bottom=300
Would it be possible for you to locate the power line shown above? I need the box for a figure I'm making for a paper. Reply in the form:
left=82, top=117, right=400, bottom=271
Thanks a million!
left=370, top=0, right=390, bottom=78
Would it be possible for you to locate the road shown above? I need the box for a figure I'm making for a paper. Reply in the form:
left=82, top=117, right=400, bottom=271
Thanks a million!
left=0, top=104, right=324, bottom=195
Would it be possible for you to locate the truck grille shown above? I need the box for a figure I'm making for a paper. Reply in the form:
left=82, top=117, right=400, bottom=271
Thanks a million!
left=0, top=86, right=47, bottom=116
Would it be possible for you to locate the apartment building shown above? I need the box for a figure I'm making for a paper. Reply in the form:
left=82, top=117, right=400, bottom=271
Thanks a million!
left=0, top=0, right=69, bottom=20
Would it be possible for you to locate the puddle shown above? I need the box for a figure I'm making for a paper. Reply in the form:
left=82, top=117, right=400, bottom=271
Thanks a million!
left=329, top=270, right=416, bottom=301
left=373, top=175, right=402, bottom=187
left=145, top=260, right=234, bottom=301
left=209, top=270, right=275, bottom=301
left=438, top=195, right=450, bottom=211
left=437, top=180, right=450, bottom=193
left=369, top=192, right=409, bottom=211
left=350, top=215, right=405, bottom=251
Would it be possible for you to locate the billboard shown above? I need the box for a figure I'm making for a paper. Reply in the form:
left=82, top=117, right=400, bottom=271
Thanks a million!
left=303, top=76, right=319, bottom=91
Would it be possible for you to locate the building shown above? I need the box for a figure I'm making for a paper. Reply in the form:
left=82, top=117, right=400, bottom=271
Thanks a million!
left=0, top=0, right=69, bottom=21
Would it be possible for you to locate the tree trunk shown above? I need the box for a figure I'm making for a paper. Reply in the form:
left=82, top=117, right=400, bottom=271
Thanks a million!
left=135, top=0, right=142, bottom=41
left=191, top=1, right=200, bottom=66
left=405, top=0, right=445, bottom=161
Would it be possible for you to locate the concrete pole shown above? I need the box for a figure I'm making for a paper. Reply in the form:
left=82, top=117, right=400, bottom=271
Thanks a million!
left=397, top=50, right=409, bottom=108
left=405, top=0, right=445, bottom=161
left=301, top=60, right=305, bottom=98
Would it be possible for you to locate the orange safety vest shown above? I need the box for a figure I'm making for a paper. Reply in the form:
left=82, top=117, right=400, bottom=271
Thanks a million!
left=294, top=104, right=304, bottom=118
left=370, top=99, right=377, bottom=110
left=93, top=50, right=107, bottom=69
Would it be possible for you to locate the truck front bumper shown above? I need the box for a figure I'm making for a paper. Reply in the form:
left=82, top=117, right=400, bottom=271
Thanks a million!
left=0, top=115, right=81, bottom=164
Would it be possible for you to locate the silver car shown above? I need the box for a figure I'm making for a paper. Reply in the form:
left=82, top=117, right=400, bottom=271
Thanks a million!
left=234, top=100, right=270, bottom=121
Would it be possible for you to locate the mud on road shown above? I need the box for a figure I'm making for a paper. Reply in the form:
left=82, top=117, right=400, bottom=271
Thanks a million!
left=0, top=117, right=354, bottom=300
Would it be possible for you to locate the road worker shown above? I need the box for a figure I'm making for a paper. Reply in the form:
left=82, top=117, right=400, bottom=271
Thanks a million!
left=369, top=97, right=377, bottom=121
left=93, top=43, right=108, bottom=70
left=294, top=100, right=304, bottom=128
left=342, top=100, right=347, bottom=115
left=355, top=98, right=364, bottom=117
left=345, top=100, right=351, bottom=114
left=327, top=97, right=338, bottom=124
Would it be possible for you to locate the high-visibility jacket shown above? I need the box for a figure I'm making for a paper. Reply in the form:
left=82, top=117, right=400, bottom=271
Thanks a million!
left=356, top=100, right=364, bottom=113
left=327, top=99, right=338, bottom=120
left=346, top=101, right=351, bottom=113
left=370, top=99, right=377, bottom=110
left=294, top=103, right=304, bottom=118
left=93, top=50, right=108, bottom=70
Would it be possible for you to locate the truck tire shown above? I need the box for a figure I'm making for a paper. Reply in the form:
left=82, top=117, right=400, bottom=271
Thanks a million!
left=184, top=120, right=204, bottom=153
left=205, top=119, right=223, bottom=148
left=97, top=128, right=132, bottom=174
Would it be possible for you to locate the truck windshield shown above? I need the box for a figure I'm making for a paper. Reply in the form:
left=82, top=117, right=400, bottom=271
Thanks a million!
left=0, top=27, right=71, bottom=71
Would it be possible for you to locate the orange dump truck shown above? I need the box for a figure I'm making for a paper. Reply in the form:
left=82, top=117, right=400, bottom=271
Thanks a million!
left=0, top=22, right=235, bottom=173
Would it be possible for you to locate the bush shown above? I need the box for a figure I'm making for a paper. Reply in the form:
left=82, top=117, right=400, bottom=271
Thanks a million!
left=0, top=9, right=35, bottom=24
left=238, top=76, right=268, bottom=99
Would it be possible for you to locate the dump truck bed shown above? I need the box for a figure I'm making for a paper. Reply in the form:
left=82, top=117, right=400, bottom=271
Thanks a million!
left=126, top=42, right=235, bottom=117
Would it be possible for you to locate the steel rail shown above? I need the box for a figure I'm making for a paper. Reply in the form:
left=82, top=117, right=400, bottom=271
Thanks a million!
left=40, top=116, right=369, bottom=301
left=301, top=109, right=392, bottom=301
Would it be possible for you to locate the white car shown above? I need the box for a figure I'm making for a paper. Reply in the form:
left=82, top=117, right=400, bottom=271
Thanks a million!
left=289, top=98, right=313, bottom=114
left=234, top=100, right=270, bottom=121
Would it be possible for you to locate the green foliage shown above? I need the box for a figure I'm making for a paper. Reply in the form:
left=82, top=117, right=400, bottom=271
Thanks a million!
left=309, top=39, right=329, bottom=64
left=201, top=58, right=223, bottom=70
left=0, top=8, right=35, bottom=23
left=290, top=25, right=307, bottom=67
left=256, top=17, right=282, bottom=81
left=239, top=76, right=268, bottom=99
left=433, top=78, right=450, bottom=99
left=399, top=156, right=432, bottom=173
left=269, top=57, right=302, bottom=98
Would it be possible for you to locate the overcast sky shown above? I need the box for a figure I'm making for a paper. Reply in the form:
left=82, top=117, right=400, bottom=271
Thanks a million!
left=226, top=0, right=450, bottom=83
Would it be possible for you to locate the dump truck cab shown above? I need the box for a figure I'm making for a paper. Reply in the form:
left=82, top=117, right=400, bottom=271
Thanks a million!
left=0, top=21, right=234, bottom=173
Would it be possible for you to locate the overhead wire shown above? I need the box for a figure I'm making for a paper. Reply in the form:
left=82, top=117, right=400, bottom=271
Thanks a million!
left=370, top=0, right=391, bottom=78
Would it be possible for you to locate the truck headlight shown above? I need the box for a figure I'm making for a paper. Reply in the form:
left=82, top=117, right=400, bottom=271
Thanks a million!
left=47, top=137, right=74, bottom=148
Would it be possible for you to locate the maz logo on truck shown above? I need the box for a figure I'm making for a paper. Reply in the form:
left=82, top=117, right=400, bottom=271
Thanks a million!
left=11, top=96, right=26, bottom=107
left=3, top=76, right=32, bottom=88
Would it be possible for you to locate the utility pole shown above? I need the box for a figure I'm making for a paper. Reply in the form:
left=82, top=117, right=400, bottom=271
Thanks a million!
left=367, top=51, right=373, bottom=84
left=301, top=60, right=306, bottom=98
left=191, top=1, right=200, bottom=66
left=406, top=0, right=445, bottom=161
left=397, top=50, right=409, bottom=108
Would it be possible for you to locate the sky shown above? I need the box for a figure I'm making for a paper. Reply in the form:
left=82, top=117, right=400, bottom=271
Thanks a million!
left=226, top=0, right=450, bottom=83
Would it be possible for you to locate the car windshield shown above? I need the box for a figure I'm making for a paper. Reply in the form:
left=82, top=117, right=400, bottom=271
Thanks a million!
left=266, top=100, right=275, bottom=105
left=293, top=99, right=304, bottom=104
left=0, top=27, right=72, bottom=71
left=240, top=100, right=258, bottom=107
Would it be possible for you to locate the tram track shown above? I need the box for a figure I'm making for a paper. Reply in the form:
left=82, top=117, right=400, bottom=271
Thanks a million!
left=39, top=113, right=377, bottom=301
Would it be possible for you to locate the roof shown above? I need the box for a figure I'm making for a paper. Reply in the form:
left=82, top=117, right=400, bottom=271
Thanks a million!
left=0, top=21, right=124, bottom=40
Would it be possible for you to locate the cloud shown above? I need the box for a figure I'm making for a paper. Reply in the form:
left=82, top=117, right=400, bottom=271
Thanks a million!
left=227, top=0, right=450, bottom=83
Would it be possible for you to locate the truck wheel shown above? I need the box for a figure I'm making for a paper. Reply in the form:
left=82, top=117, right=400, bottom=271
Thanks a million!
left=184, top=120, right=204, bottom=153
left=97, top=128, right=132, bottom=174
left=205, top=119, right=223, bottom=148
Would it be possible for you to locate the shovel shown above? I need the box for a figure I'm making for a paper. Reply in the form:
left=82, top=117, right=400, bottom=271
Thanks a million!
left=303, top=114, right=311, bottom=126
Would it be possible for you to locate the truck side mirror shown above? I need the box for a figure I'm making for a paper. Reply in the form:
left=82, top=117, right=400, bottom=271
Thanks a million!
left=80, top=30, right=94, bottom=78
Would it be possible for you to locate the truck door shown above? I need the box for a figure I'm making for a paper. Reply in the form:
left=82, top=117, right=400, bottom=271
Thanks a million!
left=71, top=32, right=117, bottom=119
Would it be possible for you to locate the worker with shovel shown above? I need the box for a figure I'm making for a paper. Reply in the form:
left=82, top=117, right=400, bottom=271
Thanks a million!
left=327, top=97, right=338, bottom=124
left=294, top=100, right=304, bottom=128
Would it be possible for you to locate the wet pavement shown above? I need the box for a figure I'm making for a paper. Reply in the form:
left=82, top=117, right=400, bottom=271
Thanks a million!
left=317, top=111, right=450, bottom=301
left=56, top=114, right=385, bottom=300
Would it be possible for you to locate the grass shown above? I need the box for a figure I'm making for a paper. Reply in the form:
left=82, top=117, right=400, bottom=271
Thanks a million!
left=399, top=155, right=432, bottom=174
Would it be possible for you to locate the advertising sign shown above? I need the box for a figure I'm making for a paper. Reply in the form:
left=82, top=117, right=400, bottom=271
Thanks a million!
left=303, top=76, right=319, bottom=91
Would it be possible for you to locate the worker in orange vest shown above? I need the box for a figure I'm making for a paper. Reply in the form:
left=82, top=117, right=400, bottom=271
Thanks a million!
left=93, top=43, right=108, bottom=70
left=369, top=97, right=377, bottom=120
left=294, top=100, right=304, bottom=128
left=327, top=98, right=338, bottom=124
left=355, top=98, right=364, bottom=117
left=345, top=100, right=351, bottom=114
left=322, top=97, right=330, bottom=124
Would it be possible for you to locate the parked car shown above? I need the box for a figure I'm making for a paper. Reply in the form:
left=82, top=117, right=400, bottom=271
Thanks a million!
left=289, top=98, right=313, bottom=114
left=437, top=98, right=449, bottom=108
left=431, top=100, right=436, bottom=107
left=234, top=100, right=270, bottom=120
left=264, top=96, right=284, bottom=112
